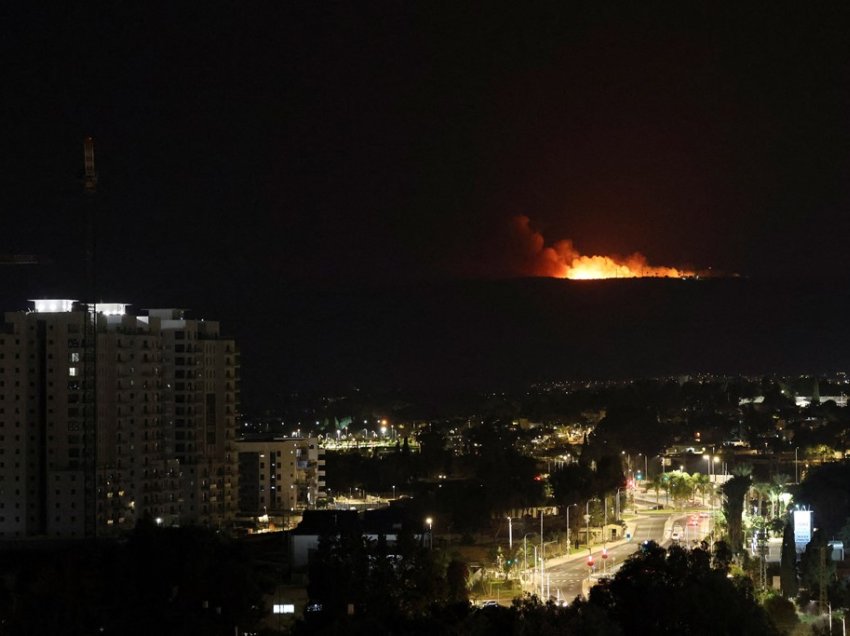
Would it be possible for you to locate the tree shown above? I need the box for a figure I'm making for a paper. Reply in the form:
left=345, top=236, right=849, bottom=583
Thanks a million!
left=1, top=523, right=271, bottom=635
left=770, top=473, right=791, bottom=518
left=779, top=518, right=798, bottom=598
left=799, top=531, right=836, bottom=605
left=691, top=472, right=711, bottom=505
left=751, top=481, right=772, bottom=519
left=585, top=543, right=780, bottom=635
left=592, top=454, right=625, bottom=497
left=550, top=463, right=594, bottom=509
left=666, top=471, right=695, bottom=508
left=712, top=540, right=734, bottom=572
left=588, top=404, right=668, bottom=458
left=644, top=475, right=662, bottom=505
left=721, top=466, right=752, bottom=553
left=795, top=461, right=850, bottom=537
left=763, top=594, right=799, bottom=635
left=302, top=522, right=465, bottom=632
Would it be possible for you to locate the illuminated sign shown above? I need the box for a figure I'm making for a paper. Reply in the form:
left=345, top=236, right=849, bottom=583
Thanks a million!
left=273, top=604, right=295, bottom=614
left=793, top=510, right=812, bottom=548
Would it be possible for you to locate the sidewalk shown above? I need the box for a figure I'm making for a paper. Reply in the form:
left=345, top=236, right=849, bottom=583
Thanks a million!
left=542, top=517, right=640, bottom=570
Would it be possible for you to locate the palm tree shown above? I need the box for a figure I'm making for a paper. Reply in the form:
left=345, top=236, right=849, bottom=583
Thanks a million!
left=721, top=465, right=752, bottom=554
left=769, top=473, right=791, bottom=518
left=644, top=476, right=662, bottom=506
left=667, top=471, right=695, bottom=509
left=751, top=481, right=772, bottom=519
left=691, top=473, right=711, bottom=506
left=660, top=472, right=672, bottom=506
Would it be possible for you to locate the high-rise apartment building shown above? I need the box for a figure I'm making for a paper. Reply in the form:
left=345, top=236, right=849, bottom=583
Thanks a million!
left=0, top=300, right=239, bottom=539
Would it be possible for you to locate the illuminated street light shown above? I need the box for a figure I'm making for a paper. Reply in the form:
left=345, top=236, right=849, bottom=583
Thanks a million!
left=795, top=447, right=800, bottom=484
left=522, top=532, right=536, bottom=571
left=585, top=498, right=599, bottom=550
left=565, top=503, right=578, bottom=552
left=425, top=517, right=433, bottom=550
left=541, top=539, right=558, bottom=598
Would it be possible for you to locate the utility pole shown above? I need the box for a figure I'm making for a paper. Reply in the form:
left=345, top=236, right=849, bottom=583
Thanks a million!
left=819, top=545, right=828, bottom=615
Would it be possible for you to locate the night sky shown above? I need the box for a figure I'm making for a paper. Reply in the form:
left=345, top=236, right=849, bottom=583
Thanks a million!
left=4, top=4, right=850, bottom=407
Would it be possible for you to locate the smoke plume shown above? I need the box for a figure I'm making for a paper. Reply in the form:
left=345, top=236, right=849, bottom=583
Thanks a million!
left=512, top=215, right=693, bottom=279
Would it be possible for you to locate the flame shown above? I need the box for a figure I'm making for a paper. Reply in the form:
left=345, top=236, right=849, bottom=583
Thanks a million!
left=513, top=215, right=694, bottom=279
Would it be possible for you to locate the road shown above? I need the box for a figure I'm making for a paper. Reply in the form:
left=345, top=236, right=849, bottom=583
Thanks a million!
left=542, top=513, right=680, bottom=603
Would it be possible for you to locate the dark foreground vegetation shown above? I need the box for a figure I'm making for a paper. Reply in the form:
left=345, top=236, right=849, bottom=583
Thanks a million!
left=0, top=520, right=272, bottom=635
left=295, top=538, right=782, bottom=635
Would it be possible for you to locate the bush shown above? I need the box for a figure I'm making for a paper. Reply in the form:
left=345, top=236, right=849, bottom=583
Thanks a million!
left=763, top=594, right=800, bottom=635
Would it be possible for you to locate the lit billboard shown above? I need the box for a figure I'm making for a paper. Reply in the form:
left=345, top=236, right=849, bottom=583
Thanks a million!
left=793, top=510, right=812, bottom=549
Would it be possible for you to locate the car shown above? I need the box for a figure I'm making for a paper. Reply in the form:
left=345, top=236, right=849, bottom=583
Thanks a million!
left=650, top=504, right=664, bottom=510
left=699, top=511, right=710, bottom=518
left=479, top=600, right=499, bottom=609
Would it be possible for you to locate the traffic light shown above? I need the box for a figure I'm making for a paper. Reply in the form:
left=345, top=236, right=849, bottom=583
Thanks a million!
left=587, top=555, right=595, bottom=568
left=602, top=547, right=608, bottom=560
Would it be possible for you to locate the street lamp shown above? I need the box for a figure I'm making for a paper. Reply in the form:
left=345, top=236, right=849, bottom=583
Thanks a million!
left=565, top=503, right=577, bottom=552
left=538, top=508, right=547, bottom=593
left=532, top=545, right=539, bottom=594
left=392, top=484, right=396, bottom=500
left=506, top=515, right=513, bottom=549
left=615, top=488, right=621, bottom=522
left=522, top=532, right=536, bottom=571
left=795, top=447, right=799, bottom=484
left=585, top=498, right=599, bottom=551
left=541, top=539, right=558, bottom=598
left=425, top=517, right=433, bottom=550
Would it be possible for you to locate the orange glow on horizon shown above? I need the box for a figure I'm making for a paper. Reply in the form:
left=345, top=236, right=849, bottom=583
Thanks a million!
left=561, top=255, right=692, bottom=280
left=513, top=215, right=695, bottom=280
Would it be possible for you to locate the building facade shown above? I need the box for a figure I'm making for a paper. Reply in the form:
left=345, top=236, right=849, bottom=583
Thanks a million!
left=237, top=436, right=325, bottom=517
left=0, top=300, right=239, bottom=539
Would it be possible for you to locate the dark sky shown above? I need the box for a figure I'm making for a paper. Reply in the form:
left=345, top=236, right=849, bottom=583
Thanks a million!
left=5, top=3, right=850, bottom=284
left=3, top=4, right=850, bottom=406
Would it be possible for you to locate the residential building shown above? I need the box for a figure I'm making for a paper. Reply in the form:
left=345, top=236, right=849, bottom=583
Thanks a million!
left=0, top=300, right=239, bottom=539
left=236, top=436, right=325, bottom=517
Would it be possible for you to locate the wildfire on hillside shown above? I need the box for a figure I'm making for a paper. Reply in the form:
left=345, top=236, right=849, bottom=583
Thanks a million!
left=513, top=215, right=695, bottom=280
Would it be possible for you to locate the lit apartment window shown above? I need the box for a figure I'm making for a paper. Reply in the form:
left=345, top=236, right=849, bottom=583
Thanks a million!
left=68, top=367, right=78, bottom=377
